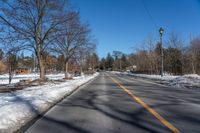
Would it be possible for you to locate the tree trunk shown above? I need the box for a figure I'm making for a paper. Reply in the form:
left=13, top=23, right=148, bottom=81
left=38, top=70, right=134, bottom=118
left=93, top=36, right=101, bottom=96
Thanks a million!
left=80, top=66, right=84, bottom=76
left=8, top=62, right=12, bottom=84
left=38, top=56, right=45, bottom=80
left=65, top=60, right=70, bottom=78
left=191, top=54, right=196, bottom=74
left=80, top=58, right=84, bottom=76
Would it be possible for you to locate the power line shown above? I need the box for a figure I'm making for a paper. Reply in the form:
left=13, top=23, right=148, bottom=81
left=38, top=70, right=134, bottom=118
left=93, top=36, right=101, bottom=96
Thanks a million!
left=141, top=0, right=159, bottom=29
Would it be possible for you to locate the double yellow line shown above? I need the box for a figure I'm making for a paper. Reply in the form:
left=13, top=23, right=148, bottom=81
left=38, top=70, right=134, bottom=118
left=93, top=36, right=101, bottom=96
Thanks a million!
left=109, top=75, right=180, bottom=133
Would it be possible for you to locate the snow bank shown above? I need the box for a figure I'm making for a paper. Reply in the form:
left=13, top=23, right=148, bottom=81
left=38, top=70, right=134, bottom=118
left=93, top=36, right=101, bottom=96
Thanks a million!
left=169, top=74, right=200, bottom=88
left=128, top=73, right=178, bottom=81
left=111, top=71, right=200, bottom=89
left=0, top=73, right=65, bottom=85
left=0, top=73, right=98, bottom=133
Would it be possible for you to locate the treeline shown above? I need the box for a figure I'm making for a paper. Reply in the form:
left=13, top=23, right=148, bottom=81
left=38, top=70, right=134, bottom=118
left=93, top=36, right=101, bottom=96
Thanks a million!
left=0, top=0, right=98, bottom=81
left=0, top=51, right=99, bottom=74
left=99, top=51, right=130, bottom=71
left=100, top=33, right=200, bottom=75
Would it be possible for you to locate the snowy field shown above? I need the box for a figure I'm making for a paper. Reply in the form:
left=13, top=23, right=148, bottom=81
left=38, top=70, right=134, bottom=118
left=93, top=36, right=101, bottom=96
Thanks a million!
left=0, top=73, right=99, bottom=133
left=0, top=73, right=65, bottom=85
left=111, top=71, right=200, bottom=89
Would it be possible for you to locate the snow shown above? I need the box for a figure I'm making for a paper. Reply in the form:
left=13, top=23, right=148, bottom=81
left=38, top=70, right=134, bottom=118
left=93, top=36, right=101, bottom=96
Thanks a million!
left=0, top=73, right=65, bottom=85
left=168, top=74, right=200, bottom=88
left=128, top=73, right=179, bottom=81
left=0, top=73, right=99, bottom=133
left=111, top=71, right=200, bottom=89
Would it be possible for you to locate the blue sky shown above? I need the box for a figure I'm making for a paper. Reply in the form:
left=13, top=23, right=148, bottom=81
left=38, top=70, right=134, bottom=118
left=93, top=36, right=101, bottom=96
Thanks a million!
left=71, top=0, right=200, bottom=58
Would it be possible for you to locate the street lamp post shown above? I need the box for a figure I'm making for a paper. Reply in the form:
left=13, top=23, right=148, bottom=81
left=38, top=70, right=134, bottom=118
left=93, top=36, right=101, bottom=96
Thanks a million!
left=159, top=27, right=164, bottom=77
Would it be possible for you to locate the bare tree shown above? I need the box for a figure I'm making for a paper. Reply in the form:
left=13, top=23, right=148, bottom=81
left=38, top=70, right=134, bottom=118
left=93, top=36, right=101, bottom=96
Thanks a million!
left=0, top=36, right=22, bottom=83
left=166, top=32, right=184, bottom=75
left=0, top=0, right=73, bottom=80
left=145, top=37, right=157, bottom=74
left=53, top=13, right=91, bottom=78
left=189, top=37, right=200, bottom=74
left=76, top=41, right=97, bottom=75
left=7, top=51, right=18, bottom=84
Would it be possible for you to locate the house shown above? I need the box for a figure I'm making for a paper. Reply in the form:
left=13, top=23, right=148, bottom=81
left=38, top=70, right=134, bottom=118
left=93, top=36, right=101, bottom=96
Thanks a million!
left=16, top=67, right=30, bottom=74
left=126, top=65, right=137, bottom=72
left=0, top=61, right=6, bottom=74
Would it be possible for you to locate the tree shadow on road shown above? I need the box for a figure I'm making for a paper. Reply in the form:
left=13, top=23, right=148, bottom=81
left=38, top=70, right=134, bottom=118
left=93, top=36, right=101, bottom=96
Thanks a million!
left=13, top=74, right=200, bottom=133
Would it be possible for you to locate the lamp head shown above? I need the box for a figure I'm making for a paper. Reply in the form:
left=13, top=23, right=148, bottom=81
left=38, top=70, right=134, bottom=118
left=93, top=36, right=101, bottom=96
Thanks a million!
left=159, top=27, right=164, bottom=35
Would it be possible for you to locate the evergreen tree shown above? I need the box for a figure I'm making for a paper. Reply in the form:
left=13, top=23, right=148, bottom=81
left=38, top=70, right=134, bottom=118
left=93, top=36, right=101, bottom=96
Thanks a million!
left=105, top=53, right=114, bottom=70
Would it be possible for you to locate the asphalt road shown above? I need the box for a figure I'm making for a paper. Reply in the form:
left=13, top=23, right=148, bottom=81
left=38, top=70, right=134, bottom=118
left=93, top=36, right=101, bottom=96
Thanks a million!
left=25, top=72, right=200, bottom=133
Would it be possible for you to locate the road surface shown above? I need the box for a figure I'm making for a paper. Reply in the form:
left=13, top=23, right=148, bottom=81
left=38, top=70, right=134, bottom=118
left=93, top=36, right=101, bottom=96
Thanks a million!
left=25, top=72, right=200, bottom=133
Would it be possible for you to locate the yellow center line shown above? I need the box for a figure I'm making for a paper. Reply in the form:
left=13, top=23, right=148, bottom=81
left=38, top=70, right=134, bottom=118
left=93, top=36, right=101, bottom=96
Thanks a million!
left=108, top=75, right=181, bottom=133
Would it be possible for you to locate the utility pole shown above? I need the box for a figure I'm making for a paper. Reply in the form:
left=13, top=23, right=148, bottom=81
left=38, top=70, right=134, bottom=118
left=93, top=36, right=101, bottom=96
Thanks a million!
left=159, top=27, right=164, bottom=77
